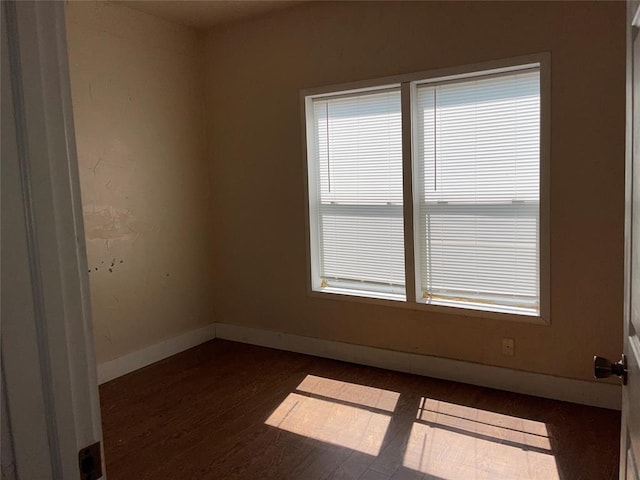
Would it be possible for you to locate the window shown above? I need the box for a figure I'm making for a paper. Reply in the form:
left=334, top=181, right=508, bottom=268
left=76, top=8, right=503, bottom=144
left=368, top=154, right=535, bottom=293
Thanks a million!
left=304, top=56, right=549, bottom=321
left=414, top=70, right=540, bottom=315
left=306, top=88, right=406, bottom=300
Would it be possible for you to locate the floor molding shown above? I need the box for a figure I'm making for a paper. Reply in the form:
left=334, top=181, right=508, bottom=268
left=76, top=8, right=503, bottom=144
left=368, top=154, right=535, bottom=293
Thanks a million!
left=215, top=323, right=621, bottom=411
left=96, top=322, right=621, bottom=410
left=97, top=323, right=217, bottom=384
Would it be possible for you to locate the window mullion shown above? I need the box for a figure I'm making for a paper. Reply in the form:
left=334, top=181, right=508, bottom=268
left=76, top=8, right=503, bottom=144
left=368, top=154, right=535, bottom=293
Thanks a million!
left=401, top=81, right=416, bottom=303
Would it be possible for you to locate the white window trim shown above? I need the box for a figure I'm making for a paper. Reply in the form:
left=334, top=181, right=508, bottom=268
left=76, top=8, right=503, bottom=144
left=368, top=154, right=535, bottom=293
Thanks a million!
left=301, top=53, right=551, bottom=325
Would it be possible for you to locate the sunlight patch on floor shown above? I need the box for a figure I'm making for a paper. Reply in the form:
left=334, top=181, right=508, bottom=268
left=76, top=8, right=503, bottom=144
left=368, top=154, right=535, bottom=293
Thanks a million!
left=264, top=375, right=399, bottom=455
left=403, top=398, right=559, bottom=480
left=296, top=375, right=400, bottom=413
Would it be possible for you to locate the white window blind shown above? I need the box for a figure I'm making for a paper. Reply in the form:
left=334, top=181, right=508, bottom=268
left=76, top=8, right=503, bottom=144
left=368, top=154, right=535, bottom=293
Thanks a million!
left=308, top=88, right=406, bottom=300
left=414, top=69, right=540, bottom=314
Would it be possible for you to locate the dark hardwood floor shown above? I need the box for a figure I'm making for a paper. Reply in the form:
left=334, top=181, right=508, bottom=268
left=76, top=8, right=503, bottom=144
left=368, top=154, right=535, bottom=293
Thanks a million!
left=100, top=339, right=620, bottom=480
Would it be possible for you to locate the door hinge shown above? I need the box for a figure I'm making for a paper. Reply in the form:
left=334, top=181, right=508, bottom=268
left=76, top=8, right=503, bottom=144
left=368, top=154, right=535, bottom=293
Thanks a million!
left=78, top=442, right=103, bottom=480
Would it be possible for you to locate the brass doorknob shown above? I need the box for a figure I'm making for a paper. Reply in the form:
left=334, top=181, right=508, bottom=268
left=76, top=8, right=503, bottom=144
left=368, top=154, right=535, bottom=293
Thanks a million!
left=593, top=354, right=628, bottom=385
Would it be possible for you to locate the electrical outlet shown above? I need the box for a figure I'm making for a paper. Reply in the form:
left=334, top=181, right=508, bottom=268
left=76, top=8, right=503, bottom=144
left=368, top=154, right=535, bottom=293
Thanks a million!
left=502, top=338, right=515, bottom=357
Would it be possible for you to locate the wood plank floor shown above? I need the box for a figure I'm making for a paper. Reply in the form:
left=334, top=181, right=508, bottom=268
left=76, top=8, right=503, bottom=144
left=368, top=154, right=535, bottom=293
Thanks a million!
left=100, top=339, right=620, bottom=480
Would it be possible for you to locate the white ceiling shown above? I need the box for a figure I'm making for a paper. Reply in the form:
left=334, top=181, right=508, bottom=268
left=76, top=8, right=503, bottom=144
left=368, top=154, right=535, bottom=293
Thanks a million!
left=117, top=0, right=301, bottom=30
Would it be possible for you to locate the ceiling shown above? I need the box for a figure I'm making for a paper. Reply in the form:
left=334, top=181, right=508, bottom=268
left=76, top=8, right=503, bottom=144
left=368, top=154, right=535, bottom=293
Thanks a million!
left=117, top=0, right=301, bottom=30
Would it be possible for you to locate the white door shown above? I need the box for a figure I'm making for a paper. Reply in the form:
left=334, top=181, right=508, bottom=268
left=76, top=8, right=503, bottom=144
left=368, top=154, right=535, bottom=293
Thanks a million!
left=623, top=2, right=640, bottom=478
left=1, top=1, right=103, bottom=479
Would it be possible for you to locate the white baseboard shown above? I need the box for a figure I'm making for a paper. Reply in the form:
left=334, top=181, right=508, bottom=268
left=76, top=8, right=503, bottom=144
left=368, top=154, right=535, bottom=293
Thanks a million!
left=215, top=323, right=622, bottom=411
left=97, top=323, right=217, bottom=384
left=96, top=321, right=621, bottom=410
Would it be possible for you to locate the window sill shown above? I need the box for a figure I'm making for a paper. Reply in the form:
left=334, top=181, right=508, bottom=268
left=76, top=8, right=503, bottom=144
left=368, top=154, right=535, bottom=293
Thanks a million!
left=316, top=286, right=406, bottom=302
left=309, top=288, right=549, bottom=325
left=418, top=298, right=538, bottom=318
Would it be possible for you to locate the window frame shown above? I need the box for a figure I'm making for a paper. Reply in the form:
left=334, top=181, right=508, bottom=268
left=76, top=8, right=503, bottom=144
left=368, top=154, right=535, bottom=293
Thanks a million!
left=301, top=53, right=550, bottom=325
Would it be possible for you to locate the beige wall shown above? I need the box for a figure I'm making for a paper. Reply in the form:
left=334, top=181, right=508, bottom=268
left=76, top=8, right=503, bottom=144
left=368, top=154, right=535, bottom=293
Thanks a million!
left=66, top=1, right=212, bottom=364
left=64, top=0, right=627, bottom=382
left=203, top=1, right=627, bottom=381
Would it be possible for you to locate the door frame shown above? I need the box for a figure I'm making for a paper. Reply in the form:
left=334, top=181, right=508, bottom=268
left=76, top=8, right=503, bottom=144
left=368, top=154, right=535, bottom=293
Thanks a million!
left=2, top=0, right=103, bottom=478
left=622, top=1, right=640, bottom=478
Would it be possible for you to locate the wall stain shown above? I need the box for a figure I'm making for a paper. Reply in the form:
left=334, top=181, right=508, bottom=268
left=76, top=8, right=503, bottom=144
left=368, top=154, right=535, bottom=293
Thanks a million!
left=88, top=258, right=125, bottom=274
left=84, top=205, right=148, bottom=241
